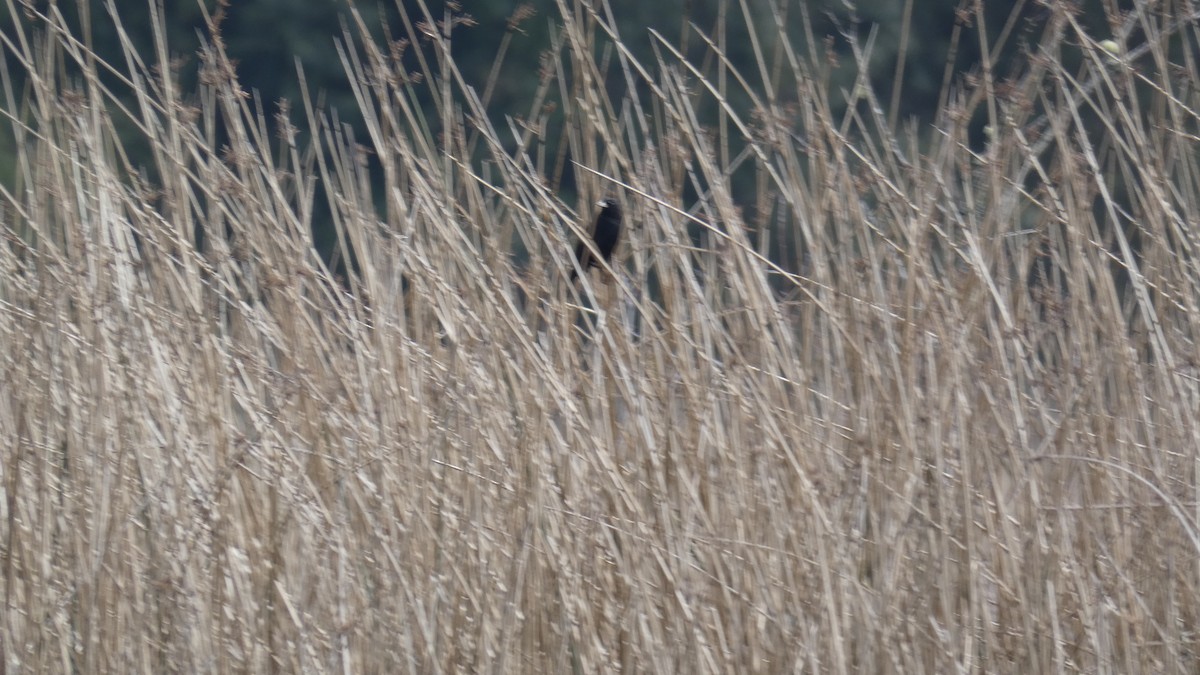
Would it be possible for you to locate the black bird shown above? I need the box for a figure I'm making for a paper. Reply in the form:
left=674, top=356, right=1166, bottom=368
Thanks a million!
left=571, top=198, right=622, bottom=281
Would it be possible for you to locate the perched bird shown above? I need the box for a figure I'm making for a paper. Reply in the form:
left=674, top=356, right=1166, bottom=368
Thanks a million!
left=571, top=198, right=622, bottom=281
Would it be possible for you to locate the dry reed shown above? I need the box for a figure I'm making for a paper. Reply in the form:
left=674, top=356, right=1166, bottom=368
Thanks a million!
left=2, top=0, right=1199, bottom=672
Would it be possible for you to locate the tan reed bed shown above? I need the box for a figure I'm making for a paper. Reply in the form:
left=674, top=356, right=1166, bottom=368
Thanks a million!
left=1, top=1, right=1198, bottom=671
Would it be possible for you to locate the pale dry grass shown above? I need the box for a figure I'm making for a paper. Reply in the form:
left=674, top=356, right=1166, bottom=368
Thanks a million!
left=2, top=0, right=1199, bottom=672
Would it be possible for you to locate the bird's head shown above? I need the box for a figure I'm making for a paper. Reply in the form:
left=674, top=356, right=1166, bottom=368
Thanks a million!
left=596, top=197, right=621, bottom=213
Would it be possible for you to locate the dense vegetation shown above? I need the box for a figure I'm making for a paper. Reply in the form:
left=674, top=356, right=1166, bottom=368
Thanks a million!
left=3, top=0, right=1199, bottom=672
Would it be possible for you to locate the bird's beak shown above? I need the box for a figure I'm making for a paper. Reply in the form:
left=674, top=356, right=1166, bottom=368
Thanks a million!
left=596, top=199, right=606, bottom=207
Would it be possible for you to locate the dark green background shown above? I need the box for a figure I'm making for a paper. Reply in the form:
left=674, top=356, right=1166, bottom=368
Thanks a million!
left=0, top=0, right=1118, bottom=266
